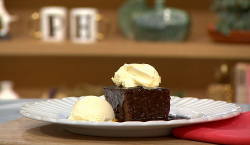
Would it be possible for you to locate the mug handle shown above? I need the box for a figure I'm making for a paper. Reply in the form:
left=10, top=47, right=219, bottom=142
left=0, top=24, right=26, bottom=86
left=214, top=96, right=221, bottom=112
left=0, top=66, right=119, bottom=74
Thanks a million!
left=95, top=14, right=111, bottom=40
left=28, top=12, right=42, bottom=38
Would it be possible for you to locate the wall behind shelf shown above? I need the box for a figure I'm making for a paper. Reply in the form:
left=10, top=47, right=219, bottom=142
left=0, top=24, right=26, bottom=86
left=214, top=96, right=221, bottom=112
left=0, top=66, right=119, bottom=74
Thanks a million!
left=5, top=0, right=213, bottom=10
left=1, top=56, right=249, bottom=98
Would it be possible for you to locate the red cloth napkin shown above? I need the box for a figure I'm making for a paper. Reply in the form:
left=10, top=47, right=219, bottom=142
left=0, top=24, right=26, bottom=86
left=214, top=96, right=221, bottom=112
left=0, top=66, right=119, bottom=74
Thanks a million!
left=173, top=111, right=250, bottom=145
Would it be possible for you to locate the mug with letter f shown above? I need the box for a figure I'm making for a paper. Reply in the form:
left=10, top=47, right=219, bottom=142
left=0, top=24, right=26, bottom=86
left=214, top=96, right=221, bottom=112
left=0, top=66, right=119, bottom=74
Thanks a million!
left=29, top=7, right=67, bottom=42
left=70, top=8, right=110, bottom=43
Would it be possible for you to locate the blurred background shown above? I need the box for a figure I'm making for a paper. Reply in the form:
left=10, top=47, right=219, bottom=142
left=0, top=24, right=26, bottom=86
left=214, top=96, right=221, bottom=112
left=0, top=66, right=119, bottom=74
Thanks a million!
left=0, top=0, right=250, bottom=103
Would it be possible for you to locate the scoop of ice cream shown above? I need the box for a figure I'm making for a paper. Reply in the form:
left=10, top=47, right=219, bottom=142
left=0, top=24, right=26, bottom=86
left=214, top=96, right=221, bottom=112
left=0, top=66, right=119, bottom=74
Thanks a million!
left=111, top=63, right=161, bottom=88
left=68, top=96, right=115, bottom=122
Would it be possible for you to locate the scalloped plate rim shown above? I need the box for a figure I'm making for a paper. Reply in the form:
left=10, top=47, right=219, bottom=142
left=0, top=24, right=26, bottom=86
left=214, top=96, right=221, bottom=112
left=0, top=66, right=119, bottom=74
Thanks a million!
left=20, top=96, right=242, bottom=137
left=20, top=96, right=242, bottom=126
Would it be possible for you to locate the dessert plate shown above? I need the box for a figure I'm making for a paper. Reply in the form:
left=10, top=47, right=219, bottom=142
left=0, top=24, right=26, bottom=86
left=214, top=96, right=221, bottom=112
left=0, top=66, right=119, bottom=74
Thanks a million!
left=20, top=96, right=242, bottom=137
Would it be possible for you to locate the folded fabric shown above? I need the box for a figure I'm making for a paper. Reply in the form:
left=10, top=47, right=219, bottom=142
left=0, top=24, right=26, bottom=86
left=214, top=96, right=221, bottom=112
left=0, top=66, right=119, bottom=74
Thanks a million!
left=173, top=111, right=250, bottom=145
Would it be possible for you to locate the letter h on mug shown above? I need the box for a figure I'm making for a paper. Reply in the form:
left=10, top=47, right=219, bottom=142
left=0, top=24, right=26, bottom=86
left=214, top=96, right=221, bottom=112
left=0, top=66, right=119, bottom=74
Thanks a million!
left=29, top=7, right=110, bottom=43
left=70, top=8, right=110, bottom=43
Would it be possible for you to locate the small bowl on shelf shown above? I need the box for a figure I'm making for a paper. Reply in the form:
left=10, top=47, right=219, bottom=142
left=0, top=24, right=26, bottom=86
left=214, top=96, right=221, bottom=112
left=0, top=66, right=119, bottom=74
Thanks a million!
left=207, top=23, right=250, bottom=43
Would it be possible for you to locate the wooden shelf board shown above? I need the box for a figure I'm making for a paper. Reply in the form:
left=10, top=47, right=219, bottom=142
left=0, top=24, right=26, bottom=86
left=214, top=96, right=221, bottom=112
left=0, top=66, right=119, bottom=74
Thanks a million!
left=0, top=38, right=250, bottom=60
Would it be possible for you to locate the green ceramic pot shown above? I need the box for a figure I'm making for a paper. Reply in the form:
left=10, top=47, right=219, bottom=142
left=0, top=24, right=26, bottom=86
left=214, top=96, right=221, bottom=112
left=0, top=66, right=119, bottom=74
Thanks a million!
left=118, top=0, right=191, bottom=41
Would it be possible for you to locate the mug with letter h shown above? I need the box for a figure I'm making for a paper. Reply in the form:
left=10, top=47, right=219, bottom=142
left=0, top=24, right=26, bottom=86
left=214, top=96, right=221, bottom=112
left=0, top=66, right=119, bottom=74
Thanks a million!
left=70, top=8, right=110, bottom=43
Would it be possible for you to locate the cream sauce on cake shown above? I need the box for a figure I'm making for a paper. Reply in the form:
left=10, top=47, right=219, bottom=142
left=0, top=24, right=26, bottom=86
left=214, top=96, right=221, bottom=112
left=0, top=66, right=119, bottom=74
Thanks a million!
left=111, top=63, right=161, bottom=88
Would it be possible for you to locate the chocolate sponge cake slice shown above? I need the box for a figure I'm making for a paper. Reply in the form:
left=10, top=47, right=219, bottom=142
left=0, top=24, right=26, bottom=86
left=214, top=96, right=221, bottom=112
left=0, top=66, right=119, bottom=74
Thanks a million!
left=103, top=86, right=170, bottom=122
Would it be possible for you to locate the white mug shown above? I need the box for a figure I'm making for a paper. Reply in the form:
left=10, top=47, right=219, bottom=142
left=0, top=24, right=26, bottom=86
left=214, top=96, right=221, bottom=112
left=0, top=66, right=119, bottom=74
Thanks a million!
left=29, top=7, right=67, bottom=42
left=70, top=8, right=110, bottom=43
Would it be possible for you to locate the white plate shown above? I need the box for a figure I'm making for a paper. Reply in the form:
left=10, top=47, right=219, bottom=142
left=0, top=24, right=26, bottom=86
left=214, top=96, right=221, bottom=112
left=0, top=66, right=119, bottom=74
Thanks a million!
left=20, top=96, right=242, bottom=137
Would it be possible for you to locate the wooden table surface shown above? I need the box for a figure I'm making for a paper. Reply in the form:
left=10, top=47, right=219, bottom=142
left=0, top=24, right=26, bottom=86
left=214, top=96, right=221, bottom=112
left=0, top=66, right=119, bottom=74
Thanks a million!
left=0, top=117, right=215, bottom=145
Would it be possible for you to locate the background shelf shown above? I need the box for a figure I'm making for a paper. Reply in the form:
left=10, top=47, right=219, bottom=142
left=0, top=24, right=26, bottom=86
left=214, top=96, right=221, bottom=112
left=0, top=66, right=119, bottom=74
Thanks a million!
left=1, top=38, right=250, bottom=60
